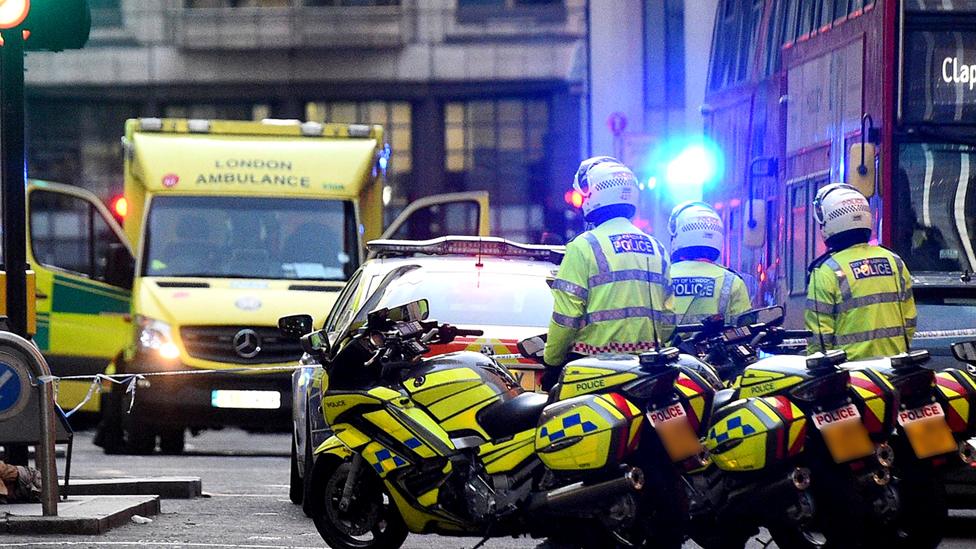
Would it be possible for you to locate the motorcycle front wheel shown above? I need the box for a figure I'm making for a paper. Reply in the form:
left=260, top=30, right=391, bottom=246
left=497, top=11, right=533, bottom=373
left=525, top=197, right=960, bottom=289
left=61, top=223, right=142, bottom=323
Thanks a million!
left=310, top=460, right=408, bottom=549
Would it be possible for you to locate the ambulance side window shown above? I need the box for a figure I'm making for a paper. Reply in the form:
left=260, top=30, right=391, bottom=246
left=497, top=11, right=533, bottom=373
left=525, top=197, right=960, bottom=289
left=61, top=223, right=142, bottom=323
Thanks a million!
left=30, top=190, right=133, bottom=289
left=92, top=211, right=134, bottom=289
left=390, top=201, right=480, bottom=240
left=30, top=191, right=93, bottom=276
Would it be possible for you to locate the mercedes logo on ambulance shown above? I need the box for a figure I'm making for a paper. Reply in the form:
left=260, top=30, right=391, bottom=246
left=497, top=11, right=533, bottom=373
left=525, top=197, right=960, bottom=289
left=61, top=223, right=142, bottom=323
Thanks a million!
left=233, top=329, right=262, bottom=359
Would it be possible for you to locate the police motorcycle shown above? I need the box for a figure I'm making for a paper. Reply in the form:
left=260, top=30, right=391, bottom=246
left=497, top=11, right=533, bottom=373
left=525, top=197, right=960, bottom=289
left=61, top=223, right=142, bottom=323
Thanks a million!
left=685, top=310, right=976, bottom=548
left=832, top=340, right=976, bottom=549
left=672, top=307, right=900, bottom=549
left=281, top=299, right=699, bottom=549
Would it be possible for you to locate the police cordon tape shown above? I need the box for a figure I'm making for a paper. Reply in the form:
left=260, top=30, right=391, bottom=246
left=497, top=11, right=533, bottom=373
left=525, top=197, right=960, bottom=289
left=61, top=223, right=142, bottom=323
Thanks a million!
left=55, top=365, right=307, bottom=418
left=50, top=329, right=976, bottom=418
left=54, top=354, right=530, bottom=418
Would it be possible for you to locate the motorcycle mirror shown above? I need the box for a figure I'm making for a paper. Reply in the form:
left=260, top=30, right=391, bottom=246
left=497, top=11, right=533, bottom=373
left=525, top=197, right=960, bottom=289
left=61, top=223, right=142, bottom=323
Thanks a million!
left=518, top=334, right=547, bottom=362
left=279, top=314, right=314, bottom=339
left=951, top=339, right=976, bottom=365
left=300, top=329, right=331, bottom=357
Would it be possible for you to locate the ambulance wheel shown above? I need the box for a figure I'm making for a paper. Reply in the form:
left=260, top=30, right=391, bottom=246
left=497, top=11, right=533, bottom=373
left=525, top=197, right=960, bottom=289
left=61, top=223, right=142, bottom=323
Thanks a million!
left=311, top=460, right=407, bottom=549
left=289, top=432, right=303, bottom=505
left=121, top=407, right=157, bottom=455
left=159, top=428, right=185, bottom=455
left=94, top=391, right=126, bottom=455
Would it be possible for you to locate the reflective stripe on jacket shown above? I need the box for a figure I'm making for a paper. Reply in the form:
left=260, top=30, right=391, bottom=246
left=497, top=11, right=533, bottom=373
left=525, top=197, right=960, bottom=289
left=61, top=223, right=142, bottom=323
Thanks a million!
left=805, top=243, right=917, bottom=360
left=671, top=260, right=752, bottom=325
left=544, top=217, right=674, bottom=365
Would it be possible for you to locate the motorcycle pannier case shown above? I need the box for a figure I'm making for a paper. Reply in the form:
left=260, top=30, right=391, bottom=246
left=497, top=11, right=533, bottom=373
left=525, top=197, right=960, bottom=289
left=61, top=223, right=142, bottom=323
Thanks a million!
left=936, top=369, right=976, bottom=437
left=535, top=393, right=641, bottom=471
left=705, top=395, right=806, bottom=472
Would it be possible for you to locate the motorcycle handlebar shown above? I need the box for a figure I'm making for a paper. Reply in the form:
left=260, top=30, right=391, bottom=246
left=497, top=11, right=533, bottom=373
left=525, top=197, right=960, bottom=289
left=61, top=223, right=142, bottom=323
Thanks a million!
left=454, top=328, right=484, bottom=338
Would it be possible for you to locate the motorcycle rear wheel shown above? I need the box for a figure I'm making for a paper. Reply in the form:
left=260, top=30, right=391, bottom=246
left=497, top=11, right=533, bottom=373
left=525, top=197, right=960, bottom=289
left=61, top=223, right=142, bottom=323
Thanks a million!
left=882, top=469, right=946, bottom=549
left=311, top=461, right=408, bottom=549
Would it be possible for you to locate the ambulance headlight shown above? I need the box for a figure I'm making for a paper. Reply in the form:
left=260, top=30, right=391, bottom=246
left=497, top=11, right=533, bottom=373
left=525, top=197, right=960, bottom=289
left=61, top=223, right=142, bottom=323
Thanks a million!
left=136, top=315, right=180, bottom=360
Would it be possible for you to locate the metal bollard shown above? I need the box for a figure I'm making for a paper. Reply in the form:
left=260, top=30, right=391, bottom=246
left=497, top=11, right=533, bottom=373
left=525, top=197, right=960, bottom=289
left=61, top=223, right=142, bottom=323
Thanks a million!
left=37, top=375, right=58, bottom=516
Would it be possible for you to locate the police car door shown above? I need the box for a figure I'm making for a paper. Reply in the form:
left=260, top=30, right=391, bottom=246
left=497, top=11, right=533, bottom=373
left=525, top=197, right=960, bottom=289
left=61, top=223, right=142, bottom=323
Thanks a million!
left=27, top=182, right=135, bottom=413
left=379, top=191, right=490, bottom=242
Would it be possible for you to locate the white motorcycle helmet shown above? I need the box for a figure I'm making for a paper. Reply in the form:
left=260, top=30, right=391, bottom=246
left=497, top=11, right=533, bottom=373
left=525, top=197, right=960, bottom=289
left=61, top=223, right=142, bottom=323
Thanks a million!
left=572, top=156, right=639, bottom=220
left=813, top=183, right=872, bottom=240
left=668, top=201, right=724, bottom=257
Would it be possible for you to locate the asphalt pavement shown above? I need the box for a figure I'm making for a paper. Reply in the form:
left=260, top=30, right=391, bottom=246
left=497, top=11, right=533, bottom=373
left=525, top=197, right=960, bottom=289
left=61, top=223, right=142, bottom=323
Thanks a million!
left=2, top=428, right=975, bottom=548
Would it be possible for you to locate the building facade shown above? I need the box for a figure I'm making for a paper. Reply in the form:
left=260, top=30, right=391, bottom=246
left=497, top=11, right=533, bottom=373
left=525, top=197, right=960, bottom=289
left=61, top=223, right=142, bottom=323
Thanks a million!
left=24, top=0, right=586, bottom=243
left=587, top=0, right=718, bottom=239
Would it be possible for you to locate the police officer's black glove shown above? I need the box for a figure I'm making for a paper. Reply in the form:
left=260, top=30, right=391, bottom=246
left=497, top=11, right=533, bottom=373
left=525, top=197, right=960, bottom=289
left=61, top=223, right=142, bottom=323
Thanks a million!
left=540, top=366, right=561, bottom=392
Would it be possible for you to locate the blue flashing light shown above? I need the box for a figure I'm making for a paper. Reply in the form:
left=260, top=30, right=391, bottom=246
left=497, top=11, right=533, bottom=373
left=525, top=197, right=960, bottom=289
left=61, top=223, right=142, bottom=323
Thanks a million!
left=665, top=143, right=720, bottom=189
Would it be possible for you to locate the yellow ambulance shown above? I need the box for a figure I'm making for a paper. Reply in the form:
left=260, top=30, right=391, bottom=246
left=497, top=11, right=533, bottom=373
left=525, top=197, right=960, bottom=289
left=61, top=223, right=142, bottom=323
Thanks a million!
left=28, top=118, right=488, bottom=453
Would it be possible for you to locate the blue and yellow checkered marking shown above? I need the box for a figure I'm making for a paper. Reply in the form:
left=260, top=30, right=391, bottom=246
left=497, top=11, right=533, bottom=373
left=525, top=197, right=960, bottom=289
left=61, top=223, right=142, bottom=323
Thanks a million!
left=404, top=437, right=422, bottom=449
left=540, top=412, right=599, bottom=443
left=710, top=415, right=756, bottom=444
left=372, top=448, right=408, bottom=473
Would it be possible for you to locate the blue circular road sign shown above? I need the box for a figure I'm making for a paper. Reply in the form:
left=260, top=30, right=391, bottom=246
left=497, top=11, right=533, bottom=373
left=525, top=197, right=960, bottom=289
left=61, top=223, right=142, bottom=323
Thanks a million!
left=0, top=360, right=30, bottom=421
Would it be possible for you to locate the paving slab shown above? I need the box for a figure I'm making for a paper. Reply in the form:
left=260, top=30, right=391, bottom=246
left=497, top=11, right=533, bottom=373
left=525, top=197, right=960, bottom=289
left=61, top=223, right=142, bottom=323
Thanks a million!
left=0, top=495, right=159, bottom=535
left=60, top=476, right=202, bottom=499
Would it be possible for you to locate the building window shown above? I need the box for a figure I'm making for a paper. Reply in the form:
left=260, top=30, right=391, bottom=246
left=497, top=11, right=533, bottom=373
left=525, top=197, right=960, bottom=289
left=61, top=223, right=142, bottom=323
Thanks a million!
left=644, top=0, right=685, bottom=109
left=90, top=0, right=123, bottom=27
left=185, top=0, right=401, bottom=6
left=444, top=99, right=548, bottom=242
left=456, top=0, right=566, bottom=23
left=162, top=103, right=268, bottom=120
left=306, top=100, right=412, bottom=201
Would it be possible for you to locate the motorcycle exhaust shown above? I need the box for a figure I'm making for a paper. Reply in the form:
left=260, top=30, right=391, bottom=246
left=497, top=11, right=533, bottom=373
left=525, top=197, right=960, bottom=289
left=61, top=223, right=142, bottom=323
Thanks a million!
left=791, top=467, right=811, bottom=491
left=527, top=467, right=644, bottom=515
left=960, top=440, right=976, bottom=465
left=876, top=443, right=895, bottom=468
left=871, top=467, right=891, bottom=487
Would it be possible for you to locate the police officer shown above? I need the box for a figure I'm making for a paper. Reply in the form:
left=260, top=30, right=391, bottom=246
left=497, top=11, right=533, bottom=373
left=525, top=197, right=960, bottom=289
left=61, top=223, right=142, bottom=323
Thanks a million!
left=806, top=183, right=917, bottom=359
left=541, top=157, right=674, bottom=390
left=668, top=201, right=751, bottom=325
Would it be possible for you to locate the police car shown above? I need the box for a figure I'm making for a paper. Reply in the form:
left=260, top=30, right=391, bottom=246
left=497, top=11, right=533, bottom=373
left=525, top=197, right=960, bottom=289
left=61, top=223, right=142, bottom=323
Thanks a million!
left=288, top=236, right=562, bottom=512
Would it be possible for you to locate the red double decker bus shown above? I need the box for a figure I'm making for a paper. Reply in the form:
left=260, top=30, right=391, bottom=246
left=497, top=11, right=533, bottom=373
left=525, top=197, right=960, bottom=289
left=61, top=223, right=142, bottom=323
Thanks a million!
left=704, top=0, right=976, bottom=360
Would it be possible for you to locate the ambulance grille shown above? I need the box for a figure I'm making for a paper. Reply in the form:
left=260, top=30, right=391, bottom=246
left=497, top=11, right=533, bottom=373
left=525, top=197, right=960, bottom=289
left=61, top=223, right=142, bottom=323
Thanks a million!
left=180, top=326, right=303, bottom=365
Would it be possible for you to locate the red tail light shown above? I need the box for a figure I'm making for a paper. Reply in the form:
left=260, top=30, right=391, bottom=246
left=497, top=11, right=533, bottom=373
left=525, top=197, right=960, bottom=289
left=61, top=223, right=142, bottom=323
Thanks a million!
left=890, top=369, right=935, bottom=402
left=789, top=370, right=850, bottom=403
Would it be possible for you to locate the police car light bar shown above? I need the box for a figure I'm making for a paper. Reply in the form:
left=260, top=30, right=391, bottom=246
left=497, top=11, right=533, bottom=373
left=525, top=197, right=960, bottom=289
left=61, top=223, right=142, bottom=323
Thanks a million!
left=367, top=236, right=564, bottom=262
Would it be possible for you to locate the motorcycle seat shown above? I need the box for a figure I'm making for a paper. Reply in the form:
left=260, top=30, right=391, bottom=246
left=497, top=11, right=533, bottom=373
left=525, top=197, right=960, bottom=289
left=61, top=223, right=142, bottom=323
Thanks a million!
left=477, top=392, right=549, bottom=439
left=712, top=388, right=737, bottom=411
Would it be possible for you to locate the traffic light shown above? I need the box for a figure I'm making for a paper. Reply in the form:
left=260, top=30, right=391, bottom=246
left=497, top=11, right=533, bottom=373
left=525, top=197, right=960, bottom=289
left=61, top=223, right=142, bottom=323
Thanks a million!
left=1, top=0, right=91, bottom=51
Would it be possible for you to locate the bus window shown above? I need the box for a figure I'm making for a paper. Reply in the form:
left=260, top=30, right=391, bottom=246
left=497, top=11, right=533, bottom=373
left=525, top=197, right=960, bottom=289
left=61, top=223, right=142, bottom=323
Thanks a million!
left=894, top=142, right=976, bottom=273
left=788, top=184, right=808, bottom=295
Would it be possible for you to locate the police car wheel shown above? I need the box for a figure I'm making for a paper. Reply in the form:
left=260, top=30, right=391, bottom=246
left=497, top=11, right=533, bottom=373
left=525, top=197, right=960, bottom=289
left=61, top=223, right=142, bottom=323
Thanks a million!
left=289, top=432, right=303, bottom=505
left=301, top=413, right=315, bottom=517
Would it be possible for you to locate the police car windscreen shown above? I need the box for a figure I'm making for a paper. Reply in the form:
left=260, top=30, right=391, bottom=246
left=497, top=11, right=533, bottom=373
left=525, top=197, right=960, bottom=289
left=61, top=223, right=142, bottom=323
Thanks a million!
left=894, top=142, right=976, bottom=274
left=142, top=196, right=357, bottom=280
left=358, top=267, right=553, bottom=329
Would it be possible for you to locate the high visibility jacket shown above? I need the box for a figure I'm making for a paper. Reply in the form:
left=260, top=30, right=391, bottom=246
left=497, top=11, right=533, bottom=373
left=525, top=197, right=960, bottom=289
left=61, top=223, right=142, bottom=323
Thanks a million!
left=544, top=217, right=674, bottom=365
left=805, top=243, right=917, bottom=360
left=671, top=260, right=752, bottom=325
